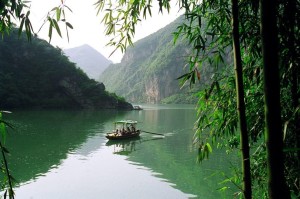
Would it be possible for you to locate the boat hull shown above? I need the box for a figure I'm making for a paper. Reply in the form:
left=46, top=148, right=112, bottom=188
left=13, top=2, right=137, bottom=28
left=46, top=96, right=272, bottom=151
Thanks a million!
left=106, top=132, right=140, bottom=140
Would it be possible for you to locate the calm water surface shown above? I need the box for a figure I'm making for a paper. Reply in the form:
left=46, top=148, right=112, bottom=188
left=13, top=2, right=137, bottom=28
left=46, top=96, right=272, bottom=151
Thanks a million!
left=5, top=104, right=238, bottom=199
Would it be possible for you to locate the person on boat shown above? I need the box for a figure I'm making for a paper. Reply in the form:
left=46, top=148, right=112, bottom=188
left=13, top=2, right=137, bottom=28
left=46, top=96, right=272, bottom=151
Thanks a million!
left=121, top=128, right=125, bottom=135
left=131, top=125, right=136, bottom=132
left=114, top=129, right=119, bottom=136
left=127, top=126, right=131, bottom=133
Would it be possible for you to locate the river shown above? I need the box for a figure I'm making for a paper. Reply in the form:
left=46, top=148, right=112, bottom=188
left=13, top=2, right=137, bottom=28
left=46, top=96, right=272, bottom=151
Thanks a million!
left=4, top=104, right=238, bottom=199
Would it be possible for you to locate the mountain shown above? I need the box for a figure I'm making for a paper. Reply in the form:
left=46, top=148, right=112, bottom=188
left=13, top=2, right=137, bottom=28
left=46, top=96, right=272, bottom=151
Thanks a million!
left=0, top=29, right=132, bottom=110
left=64, top=44, right=112, bottom=80
left=99, top=17, right=209, bottom=104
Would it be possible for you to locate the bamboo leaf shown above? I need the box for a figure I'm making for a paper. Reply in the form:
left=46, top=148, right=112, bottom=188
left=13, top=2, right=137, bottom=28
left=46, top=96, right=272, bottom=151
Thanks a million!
left=52, top=19, right=62, bottom=37
left=26, top=10, right=30, bottom=17
left=24, top=18, right=32, bottom=41
left=0, top=113, right=6, bottom=144
left=56, top=7, right=61, bottom=21
left=18, top=17, right=25, bottom=37
left=51, top=7, right=57, bottom=12
left=283, top=120, right=289, bottom=141
left=191, top=71, right=196, bottom=85
left=148, top=5, right=152, bottom=17
left=196, top=68, right=201, bottom=80
left=64, top=5, right=73, bottom=12
left=48, top=22, right=53, bottom=42
left=176, top=73, right=191, bottom=80
left=66, top=22, right=73, bottom=29
left=206, top=143, right=212, bottom=153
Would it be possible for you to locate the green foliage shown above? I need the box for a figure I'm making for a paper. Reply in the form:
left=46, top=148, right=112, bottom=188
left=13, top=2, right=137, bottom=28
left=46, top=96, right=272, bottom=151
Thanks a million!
left=0, top=29, right=132, bottom=110
left=99, top=0, right=298, bottom=197
left=197, top=142, right=212, bottom=162
left=95, top=0, right=171, bottom=55
left=1, top=0, right=72, bottom=43
left=251, top=143, right=268, bottom=198
left=179, top=0, right=299, bottom=197
left=0, top=0, right=32, bottom=40
left=98, top=0, right=299, bottom=197
left=38, top=1, right=73, bottom=43
left=0, top=111, right=14, bottom=199
left=218, top=166, right=243, bottom=198
left=0, top=113, right=6, bottom=142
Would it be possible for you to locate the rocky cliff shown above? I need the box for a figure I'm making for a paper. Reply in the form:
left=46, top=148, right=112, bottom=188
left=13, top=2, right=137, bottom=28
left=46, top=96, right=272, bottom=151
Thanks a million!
left=99, top=16, right=197, bottom=104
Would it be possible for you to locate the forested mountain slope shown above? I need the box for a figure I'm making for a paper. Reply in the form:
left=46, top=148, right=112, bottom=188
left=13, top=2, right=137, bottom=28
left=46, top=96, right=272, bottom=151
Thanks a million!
left=0, top=29, right=132, bottom=110
left=64, top=44, right=112, bottom=80
left=99, top=16, right=216, bottom=104
left=99, top=17, right=188, bottom=103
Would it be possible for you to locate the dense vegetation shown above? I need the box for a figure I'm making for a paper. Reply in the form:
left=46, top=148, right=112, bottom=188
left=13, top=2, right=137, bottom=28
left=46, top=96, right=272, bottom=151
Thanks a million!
left=98, top=0, right=299, bottom=198
left=0, top=29, right=132, bottom=110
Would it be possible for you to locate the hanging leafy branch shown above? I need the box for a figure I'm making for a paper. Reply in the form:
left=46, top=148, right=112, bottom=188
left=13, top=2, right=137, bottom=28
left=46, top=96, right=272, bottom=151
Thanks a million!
left=1, top=0, right=73, bottom=42
left=37, top=1, right=73, bottom=43
left=94, top=0, right=171, bottom=56
left=0, top=0, right=32, bottom=40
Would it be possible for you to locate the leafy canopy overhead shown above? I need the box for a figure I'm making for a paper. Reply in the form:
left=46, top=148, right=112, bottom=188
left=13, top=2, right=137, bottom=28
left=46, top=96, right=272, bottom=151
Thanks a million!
left=0, top=0, right=73, bottom=42
left=95, top=0, right=174, bottom=55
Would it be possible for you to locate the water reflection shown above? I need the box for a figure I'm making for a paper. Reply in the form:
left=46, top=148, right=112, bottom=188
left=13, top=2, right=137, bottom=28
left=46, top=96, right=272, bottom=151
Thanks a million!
left=106, top=138, right=141, bottom=155
left=105, top=137, right=164, bottom=156
left=13, top=129, right=195, bottom=199
left=4, top=105, right=239, bottom=199
left=5, top=110, right=127, bottom=184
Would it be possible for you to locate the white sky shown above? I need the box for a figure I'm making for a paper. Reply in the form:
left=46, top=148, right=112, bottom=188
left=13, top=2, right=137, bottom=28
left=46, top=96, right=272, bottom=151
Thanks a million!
left=28, top=0, right=182, bottom=63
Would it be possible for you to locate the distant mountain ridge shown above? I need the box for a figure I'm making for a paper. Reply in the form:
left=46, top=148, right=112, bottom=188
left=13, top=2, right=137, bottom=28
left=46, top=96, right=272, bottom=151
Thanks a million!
left=64, top=44, right=112, bottom=80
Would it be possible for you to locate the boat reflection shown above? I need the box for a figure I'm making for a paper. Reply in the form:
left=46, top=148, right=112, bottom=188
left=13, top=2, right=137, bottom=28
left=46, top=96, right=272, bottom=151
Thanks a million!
left=106, top=137, right=163, bottom=155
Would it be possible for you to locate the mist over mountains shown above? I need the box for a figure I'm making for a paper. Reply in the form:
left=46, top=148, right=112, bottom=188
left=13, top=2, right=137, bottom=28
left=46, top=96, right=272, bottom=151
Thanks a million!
left=64, top=44, right=112, bottom=80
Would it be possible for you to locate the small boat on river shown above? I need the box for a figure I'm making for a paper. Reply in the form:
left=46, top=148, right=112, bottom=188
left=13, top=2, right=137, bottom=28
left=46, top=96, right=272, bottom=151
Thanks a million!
left=106, top=120, right=141, bottom=140
left=133, top=105, right=143, bottom=110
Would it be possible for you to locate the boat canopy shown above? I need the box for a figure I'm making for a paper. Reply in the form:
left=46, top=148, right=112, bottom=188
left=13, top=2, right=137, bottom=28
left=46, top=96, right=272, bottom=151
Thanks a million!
left=113, top=120, right=138, bottom=129
left=114, top=120, right=138, bottom=125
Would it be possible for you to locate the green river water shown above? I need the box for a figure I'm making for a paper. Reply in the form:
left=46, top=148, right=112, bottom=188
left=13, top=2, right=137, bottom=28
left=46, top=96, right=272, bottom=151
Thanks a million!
left=4, top=104, right=239, bottom=199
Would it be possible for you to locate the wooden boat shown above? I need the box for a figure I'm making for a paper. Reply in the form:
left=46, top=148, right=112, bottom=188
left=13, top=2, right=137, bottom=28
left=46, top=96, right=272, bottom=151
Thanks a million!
left=105, top=137, right=140, bottom=146
left=106, top=120, right=141, bottom=140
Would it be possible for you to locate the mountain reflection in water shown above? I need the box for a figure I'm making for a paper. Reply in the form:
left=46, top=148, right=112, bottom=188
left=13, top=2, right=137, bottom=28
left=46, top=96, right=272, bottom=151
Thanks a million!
left=4, top=105, right=238, bottom=198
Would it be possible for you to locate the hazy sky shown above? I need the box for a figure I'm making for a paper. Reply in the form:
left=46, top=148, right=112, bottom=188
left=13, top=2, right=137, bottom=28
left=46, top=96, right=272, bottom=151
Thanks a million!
left=28, top=0, right=182, bottom=63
